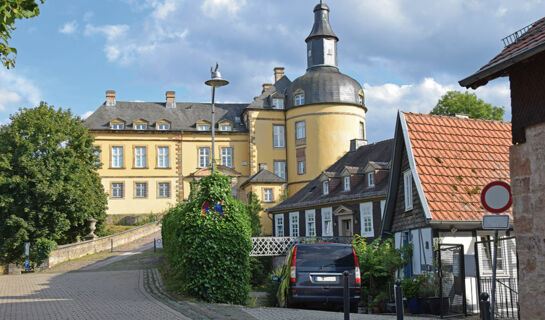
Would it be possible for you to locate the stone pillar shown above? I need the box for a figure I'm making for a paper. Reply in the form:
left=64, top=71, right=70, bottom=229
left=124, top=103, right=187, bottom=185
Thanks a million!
left=510, top=122, right=545, bottom=319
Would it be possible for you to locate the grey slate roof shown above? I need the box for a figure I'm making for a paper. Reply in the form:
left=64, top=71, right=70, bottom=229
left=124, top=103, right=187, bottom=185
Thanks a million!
left=247, top=76, right=292, bottom=109
left=84, top=101, right=248, bottom=132
left=268, top=139, right=394, bottom=212
left=306, top=2, right=338, bottom=42
left=240, top=169, right=285, bottom=188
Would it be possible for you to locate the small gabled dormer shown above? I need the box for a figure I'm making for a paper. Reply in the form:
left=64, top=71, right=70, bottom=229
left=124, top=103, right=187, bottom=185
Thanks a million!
left=270, top=92, right=285, bottom=110
left=293, top=89, right=305, bottom=106
left=340, top=167, right=352, bottom=192
left=218, top=120, right=232, bottom=132
left=363, top=162, right=377, bottom=188
left=319, top=172, right=331, bottom=195
left=109, top=118, right=125, bottom=130
left=132, top=119, right=149, bottom=130
left=196, top=120, right=211, bottom=131
left=156, top=119, right=171, bottom=130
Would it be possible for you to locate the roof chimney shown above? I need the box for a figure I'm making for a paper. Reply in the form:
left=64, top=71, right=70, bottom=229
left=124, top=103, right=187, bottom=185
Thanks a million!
left=262, top=83, right=272, bottom=93
left=274, top=67, right=285, bottom=82
left=454, top=113, right=469, bottom=119
left=106, top=90, right=116, bottom=106
left=166, top=91, right=176, bottom=108
left=350, top=138, right=367, bottom=152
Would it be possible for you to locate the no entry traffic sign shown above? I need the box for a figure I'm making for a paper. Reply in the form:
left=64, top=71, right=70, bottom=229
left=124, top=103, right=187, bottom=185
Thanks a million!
left=481, top=180, right=512, bottom=214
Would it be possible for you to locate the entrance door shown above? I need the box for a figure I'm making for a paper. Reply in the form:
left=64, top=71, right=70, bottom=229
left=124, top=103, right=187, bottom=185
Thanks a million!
left=340, top=217, right=353, bottom=236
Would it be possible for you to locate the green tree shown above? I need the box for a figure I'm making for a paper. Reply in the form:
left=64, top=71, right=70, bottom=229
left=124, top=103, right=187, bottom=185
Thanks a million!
left=430, top=91, right=505, bottom=120
left=1, top=0, right=44, bottom=69
left=246, top=192, right=263, bottom=236
left=0, top=102, right=107, bottom=264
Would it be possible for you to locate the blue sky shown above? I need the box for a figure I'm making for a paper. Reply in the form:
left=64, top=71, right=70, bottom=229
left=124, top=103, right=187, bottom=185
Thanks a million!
left=2, top=0, right=545, bottom=142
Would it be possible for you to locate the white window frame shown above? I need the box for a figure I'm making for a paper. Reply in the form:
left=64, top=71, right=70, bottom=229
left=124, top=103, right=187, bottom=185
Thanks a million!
left=359, top=121, right=364, bottom=139
left=295, top=93, right=305, bottom=106
left=274, top=161, right=286, bottom=179
left=305, top=210, right=316, bottom=237
left=134, top=147, right=146, bottom=168
left=221, top=147, right=233, bottom=168
left=134, top=123, right=147, bottom=130
left=297, top=161, right=305, bottom=175
left=322, top=181, right=329, bottom=195
left=157, top=147, right=169, bottom=168
left=111, top=146, right=123, bottom=168
left=220, top=124, right=232, bottom=131
left=368, top=172, right=375, bottom=187
left=263, top=188, right=273, bottom=202
left=112, top=183, right=123, bottom=198
left=135, top=183, right=147, bottom=198
left=321, top=207, right=333, bottom=237
left=380, top=200, right=386, bottom=219
left=111, top=123, right=124, bottom=130
left=157, top=123, right=169, bottom=130
left=275, top=214, right=284, bottom=236
left=289, top=212, right=299, bottom=237
left=199, top=147, right=210, bottom=168
left=272, top=98, right=284, bottom=109
left=295, top=121, right=306, bottom=139
left=404, top=170, right=413, bottom=211
left=273, top=125, right=285, bottom=148
left=344, top=176, right=350, bottom=191
left=360, top=202, right=374, bottom=237
left=198, top=124, right=210, bottom=131
left=158, top=182, right=170, bottom=198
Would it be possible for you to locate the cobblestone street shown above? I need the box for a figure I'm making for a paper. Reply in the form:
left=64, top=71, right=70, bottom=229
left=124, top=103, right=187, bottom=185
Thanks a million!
left=0, top=234, right=427, bottom=320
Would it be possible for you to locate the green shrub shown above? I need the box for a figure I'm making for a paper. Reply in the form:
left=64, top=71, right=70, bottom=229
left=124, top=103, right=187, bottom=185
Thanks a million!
left=29, top=238, right=57, bottom=266
left=249, top=256, right=273, bottom=287
left=162, top=172, right=252, bottom=304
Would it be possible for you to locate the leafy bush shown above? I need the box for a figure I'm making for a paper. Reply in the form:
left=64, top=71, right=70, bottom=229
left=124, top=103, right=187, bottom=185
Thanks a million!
left=29, top=238, right=57, bottom=266
left=265, top=268, right=283, bottom=307
left=401, top=274, right=428, bottom=298
left=162, top=172, right=252, bottom=304
left=249, top=256, right=273, bottom=287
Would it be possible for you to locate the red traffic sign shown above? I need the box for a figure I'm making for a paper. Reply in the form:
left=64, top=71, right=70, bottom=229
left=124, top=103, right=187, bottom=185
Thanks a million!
left=481, top=181, right=512, bottom=214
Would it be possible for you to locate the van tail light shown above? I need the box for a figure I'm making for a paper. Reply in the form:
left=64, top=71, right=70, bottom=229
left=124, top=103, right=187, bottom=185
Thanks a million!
left=290, top=247, right=297, bottom=283
left=353, top=248, right=361, bottom=285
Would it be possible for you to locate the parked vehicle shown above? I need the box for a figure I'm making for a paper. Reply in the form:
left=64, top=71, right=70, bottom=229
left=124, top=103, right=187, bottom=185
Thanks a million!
left=273, top=243, right=361, bottom=312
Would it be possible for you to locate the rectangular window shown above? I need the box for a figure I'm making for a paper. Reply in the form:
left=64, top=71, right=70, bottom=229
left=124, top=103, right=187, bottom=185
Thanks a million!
left=220, top=125, right=232, bottom=131
left=158, top=182, right=170, bottom=198
left=135, top=124, right=147, bottom=130
left=295, top=94, right=305, bottom=106
left=289, top=212, right=299, bottom=236
left=112, top=183, right=124, bottom=198
left=157, top=123, right=169, bottom=130
left=274, top=161, right=286, bottom=179
left=305, top=210, right=316, bottom=237
left=135, top=182, right=147, bottom=198
left=259, top=163, right=268, bottom=170
left=134, top=147, right=146, bottom=168
left=221, top=147, right=233, bottom=168
left=198, top=124, right=210, bottom=131
left=275, top=214, right=284, bottom=236
left=111, top=146, right=123, bottom=168
left=297, top=161, right=305, bottom=175
left=272, top=98, right=284, bottom=109
left=322, top=181, right=329, bottom=195
left=295, top=121, right=306, bottom=140
left=368, top=172, right=375, bottom=187
left=111, top=123, right=124, bottom=130
left=321, top=207, right=333, bottom=236
left=199, top=147, right=210, bottom=168
left=344, top=176, right=350, bottom=191
left=157, top=147, right=169, bottom=168
left=360, top=202, right=374, bottom=237
left=263, top=188, right=273, bottom=202
left=359, top=122, right=365, bottom=140
left=94, top=150, right=101, bottom=167
left=380, top=200, right=386, bottom=219
left=404, top=170, right=413, bottom=211
left=273, top=125, right=285, bottom=148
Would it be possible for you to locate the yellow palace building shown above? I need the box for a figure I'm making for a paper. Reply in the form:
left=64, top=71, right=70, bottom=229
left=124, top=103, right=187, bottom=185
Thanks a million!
left=84, top=2, right=368, bottom=235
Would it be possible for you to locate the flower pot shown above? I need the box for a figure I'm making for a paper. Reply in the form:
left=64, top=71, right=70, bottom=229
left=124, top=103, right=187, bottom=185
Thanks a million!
left=425, top=297, right=449, bottom=315
left=407, top=297, right=422, bottom=314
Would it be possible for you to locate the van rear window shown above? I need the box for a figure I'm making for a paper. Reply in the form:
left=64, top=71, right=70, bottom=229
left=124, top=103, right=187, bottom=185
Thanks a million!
left=296, top=246, right=354, bottom=268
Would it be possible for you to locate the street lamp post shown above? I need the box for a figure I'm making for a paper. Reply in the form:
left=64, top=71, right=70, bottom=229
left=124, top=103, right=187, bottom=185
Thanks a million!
left=205, top=63, right=229, bottom=173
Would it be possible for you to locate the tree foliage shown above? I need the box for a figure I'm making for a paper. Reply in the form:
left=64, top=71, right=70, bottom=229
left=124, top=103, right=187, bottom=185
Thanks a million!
left=430, top=91, right=505, bottom=120
left=0, top=0, right=44, bottom=69
left=0, top=102, right=107, bottom=264
left=162, top=172, right=252, bottom=304
left=246, top=192, right=262, bottom=237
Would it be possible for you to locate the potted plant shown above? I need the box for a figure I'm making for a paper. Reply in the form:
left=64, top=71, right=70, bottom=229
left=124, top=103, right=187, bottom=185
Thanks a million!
left=401, top=274, right=427, bottom=314
left=419, top=273, right=449, bottom=315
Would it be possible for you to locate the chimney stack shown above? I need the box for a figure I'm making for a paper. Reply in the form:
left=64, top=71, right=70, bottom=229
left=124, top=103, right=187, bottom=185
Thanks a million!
left=262, top=83, right=272, bottom=93
left=274, top=67, right=285, bottom=82
left=350, top=138, right=367, bottom=152
left=106, top=90, right=116, bottom=106
left=166, top=91, right=176, bottom=108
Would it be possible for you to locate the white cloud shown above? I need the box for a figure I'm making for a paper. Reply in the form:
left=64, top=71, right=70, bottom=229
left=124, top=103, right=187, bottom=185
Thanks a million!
left=0, top=69, right=42, bottom=114
left=84, top=24, right=129, bottom=41
left=201, top=0, right=247, bottom=18
left=59, top=21, right=78, bottom=35
left=80, top=111, right=94, bottom=119
left=150, top=0, right=180, bottom=20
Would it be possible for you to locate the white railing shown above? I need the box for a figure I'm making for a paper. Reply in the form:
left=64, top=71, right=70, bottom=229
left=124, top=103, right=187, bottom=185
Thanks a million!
left=250, top=236, right=353, bottom=256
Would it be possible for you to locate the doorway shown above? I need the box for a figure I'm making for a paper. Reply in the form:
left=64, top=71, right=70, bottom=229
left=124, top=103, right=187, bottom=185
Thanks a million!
left=339, top=217, right=353, bottom=236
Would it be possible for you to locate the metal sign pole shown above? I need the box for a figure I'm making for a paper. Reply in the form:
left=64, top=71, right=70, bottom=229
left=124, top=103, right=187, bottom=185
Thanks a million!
left=490, top=229, right=499, bottom=319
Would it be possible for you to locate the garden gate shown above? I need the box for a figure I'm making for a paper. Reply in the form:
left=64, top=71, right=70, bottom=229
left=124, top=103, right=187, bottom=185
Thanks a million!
left=436, top=243, right=467, bottom=318
left=474, top=236, right=519, bottom=320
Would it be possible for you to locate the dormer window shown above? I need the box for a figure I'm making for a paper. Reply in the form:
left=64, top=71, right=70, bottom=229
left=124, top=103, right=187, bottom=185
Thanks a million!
left=368, top=172, right=375, bottom=187
left=219, top=121, right=232, bottom=131
left=134, top=123, right=147, bottom=130
left=295, top=93, right=305, bottom=106
left=344, top=176, right=350, bottom=191
left=156, top=121, right=170, bottom=130
left=111, top=123, right=124, bottom=130
left=323, top=181, right=329, bottom=195
left=272, top=98, right=284, bottom=109
left=197, top=120, right=211, bottom=131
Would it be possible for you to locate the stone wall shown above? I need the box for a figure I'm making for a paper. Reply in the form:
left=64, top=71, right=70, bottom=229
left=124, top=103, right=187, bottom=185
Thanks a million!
left=45, top=221, right=161, bottom=269
left=510, top=123, right=545, bottom=319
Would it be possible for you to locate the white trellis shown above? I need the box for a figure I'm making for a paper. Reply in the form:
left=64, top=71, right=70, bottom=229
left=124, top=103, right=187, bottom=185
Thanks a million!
left=250, top=236, right=353, bottom=256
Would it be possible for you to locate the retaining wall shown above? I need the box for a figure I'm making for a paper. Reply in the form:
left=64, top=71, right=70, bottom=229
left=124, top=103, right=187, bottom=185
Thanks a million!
left=46, top=221, right=161, bottom=268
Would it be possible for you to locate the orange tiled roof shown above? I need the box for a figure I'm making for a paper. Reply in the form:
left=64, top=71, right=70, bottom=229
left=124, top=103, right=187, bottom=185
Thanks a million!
left=403, top=112, right=511, bottom=221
